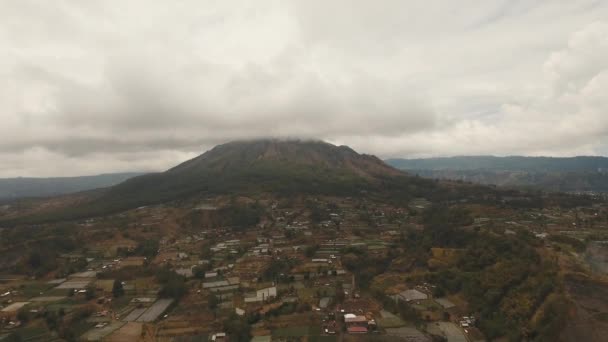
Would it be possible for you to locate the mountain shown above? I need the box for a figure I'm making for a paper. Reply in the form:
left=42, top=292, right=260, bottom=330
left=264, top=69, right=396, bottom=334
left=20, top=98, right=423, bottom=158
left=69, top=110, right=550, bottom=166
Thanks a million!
left=5, top=139, right=427, bottom=223
left=386, top=156, right=608, bottom=172
left=103, top=139, right=404, bottom=205
left=0, top=172, right=144, bottom=200
left=386, top=156, right=608, bottom=193
left=170, top=139, right=402, bottom=177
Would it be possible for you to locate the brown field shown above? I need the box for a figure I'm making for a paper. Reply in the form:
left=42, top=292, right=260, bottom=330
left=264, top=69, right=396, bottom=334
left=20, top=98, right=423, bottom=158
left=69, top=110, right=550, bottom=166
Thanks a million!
left=560, top=273, right=608, bottom=341
left=266, top=312, right=320, bottom=329
left=105, top=322, right=143, bottom=342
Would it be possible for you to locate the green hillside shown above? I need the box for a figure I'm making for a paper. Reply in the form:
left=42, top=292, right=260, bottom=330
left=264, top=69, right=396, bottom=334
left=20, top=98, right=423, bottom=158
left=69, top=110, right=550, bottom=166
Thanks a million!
left=2, top=140, right=440, bottom=223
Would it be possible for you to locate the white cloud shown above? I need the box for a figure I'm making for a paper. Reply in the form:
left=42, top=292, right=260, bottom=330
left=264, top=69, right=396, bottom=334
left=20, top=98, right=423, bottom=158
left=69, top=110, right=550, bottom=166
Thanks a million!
left=0, top=1, right=607, bottom=176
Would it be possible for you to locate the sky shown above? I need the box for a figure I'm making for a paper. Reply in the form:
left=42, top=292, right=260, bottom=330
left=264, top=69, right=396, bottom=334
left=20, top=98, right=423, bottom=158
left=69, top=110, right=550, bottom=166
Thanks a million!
left=1, top=0, right=608, bottom=177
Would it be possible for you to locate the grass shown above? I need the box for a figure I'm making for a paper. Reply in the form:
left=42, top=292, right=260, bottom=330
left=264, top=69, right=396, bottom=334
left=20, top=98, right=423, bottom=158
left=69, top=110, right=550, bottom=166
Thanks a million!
left=377, top=310, right=407, bottom=328
left=297, top=287, right=336, bottom=303
left=133, top=277, right=159, bottom=291
left=45, top=303, right=75, bottom=313
left=19, top=282, right=55, bottom=298
left=44, top=288, right=72, bottom=297
left=594, top=312, right=608, bottom=322
left=272, top=326, right=321, bottom=338
left=297, top=288, right=316, bottom=302
left=110, top=295, right=132, bottom=311
left=70, top=320, right=96, bottom=337
left=309, top=336, right=338, bottom=342
left=12, top=326, right=50, bottom=340
left=95, top=279, right=115, bottom=292
left=369, top=273, right=408, bottom=293
left=411, top=299, right=443, bottom=312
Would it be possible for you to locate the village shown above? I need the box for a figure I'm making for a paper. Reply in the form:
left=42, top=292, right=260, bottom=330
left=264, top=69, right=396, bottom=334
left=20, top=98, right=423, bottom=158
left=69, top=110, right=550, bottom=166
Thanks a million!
left=1, top=193, right=608, bottom=342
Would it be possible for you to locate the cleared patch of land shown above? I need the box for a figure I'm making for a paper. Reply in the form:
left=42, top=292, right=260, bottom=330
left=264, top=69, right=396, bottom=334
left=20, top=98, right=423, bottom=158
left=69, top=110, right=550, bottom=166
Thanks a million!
left=136, top=298, right=173, bottom=322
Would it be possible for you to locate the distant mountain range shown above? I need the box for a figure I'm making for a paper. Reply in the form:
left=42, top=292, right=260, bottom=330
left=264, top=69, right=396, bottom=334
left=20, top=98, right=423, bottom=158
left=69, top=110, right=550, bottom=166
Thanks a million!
left=386, top=156, right=608, bottom=193
left=2, top=140, right=431, bottom=223
left=2, top=141, right=599, bottom=225
left=5, top=154, right=607, bottom=202
left=0, top=173, right=144, bottom=200
left=0, top=139, right=408, bottom=211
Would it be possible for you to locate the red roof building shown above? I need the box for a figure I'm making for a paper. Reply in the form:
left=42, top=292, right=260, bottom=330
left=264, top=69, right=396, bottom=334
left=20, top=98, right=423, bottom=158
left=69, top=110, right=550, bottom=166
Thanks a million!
left=347, top=326, right=368, bottom=334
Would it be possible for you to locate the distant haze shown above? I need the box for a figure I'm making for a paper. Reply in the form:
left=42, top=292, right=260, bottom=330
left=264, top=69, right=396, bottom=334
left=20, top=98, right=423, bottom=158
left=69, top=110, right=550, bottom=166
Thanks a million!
left=1, top=1, right=608, bottom=176
left=0, top=173, right=144, bottom=199
left=387, top=156, right=608, bottom=193
left=386, top=156, right=608, bottom=172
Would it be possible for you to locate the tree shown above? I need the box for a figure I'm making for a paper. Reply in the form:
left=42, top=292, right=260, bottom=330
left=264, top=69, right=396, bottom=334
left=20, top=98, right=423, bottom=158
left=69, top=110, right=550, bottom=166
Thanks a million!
left=158, top=277, right=188, bottom=299
left=16, top=309, right=30, bottom=323
left=208, top=294, right=219, bottom=311
left=193, top=265, right=207, bottom=279
left=208, top=293, right=219, bottom=318
left=27, top=251, right=42, bottom=269
left=135, top=239, right=160, bottom=259
left=85, top=285, right=96, bottom=300
left=4, top=333, right=22, bottom=342
left=305, top=244, right=319, bottom=258
left=45, top=312, right=60, bottom=331
left=112, top=280, right=124, bottom=298
left=335, top=281, right=345, bottom=303
left=223, top=313, right=252, bottom=342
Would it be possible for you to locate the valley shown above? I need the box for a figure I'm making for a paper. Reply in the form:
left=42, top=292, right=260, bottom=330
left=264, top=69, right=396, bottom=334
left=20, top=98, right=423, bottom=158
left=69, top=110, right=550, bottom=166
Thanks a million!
left=1, top=141, right=607, bottom=342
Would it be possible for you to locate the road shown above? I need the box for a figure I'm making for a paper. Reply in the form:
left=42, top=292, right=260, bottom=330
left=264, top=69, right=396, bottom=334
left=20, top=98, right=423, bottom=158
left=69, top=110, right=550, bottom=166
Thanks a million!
left=436, top=322, right=468, bottom=342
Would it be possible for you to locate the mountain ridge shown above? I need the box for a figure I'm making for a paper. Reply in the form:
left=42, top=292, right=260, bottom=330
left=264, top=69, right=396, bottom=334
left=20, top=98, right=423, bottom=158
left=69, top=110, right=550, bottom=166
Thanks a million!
left=2, top=139, right=420, bottom=224
left=386, top=155, right=608, bottom=193
left=386, top=155, right=608, bottom=172
left=0, top=172, right=145, bottom=200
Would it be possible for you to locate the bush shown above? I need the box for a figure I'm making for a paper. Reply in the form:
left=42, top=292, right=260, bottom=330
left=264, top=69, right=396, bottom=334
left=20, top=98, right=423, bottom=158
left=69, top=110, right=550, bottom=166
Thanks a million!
left=112, top=280, right=124, bottom=298
left=16, top=308, right=30, bottom=323
left=158, top=277, right=188, bottom=299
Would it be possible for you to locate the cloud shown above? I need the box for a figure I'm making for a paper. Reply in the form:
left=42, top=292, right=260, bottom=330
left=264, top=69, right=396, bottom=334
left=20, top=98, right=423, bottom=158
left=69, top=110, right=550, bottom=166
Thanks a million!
left=352, top=21, right=608, bottom=158
left=0, top=1, right=608, bottom=176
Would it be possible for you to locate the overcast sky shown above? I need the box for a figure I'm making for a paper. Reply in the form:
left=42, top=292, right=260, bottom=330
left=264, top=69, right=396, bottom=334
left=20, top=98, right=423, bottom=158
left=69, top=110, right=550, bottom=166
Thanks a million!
left=2, top=1, right=608, bottom=177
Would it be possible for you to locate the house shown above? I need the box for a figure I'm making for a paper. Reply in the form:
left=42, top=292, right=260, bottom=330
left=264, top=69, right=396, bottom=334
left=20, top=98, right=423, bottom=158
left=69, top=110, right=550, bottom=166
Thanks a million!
left=344, top=314, right=368, bottom=334
left=460, top=316, right=476, bottom=328
left=210, top=332, right=226, bottom=341
left=257, top=286, right=277, bottom=299
left=344, top=314, right=368, bottom=324
left=319, top=297, right=332, bottom=309
left=119, top=256, right=146, bottom=268
left=347, top=326, right=368, bottom=334
left=244, top=286, right=277, bottom=303
left=1, top=302, right=30, bottom=320
left=398, top=289, right=428, bottom=302
left=175, top=267, right=194, bottom=278
left=209, top=285, right=239, bottom=293
left=203, top=277, right=240, bottom=289
left=203, top=280, right=230, bottom=289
